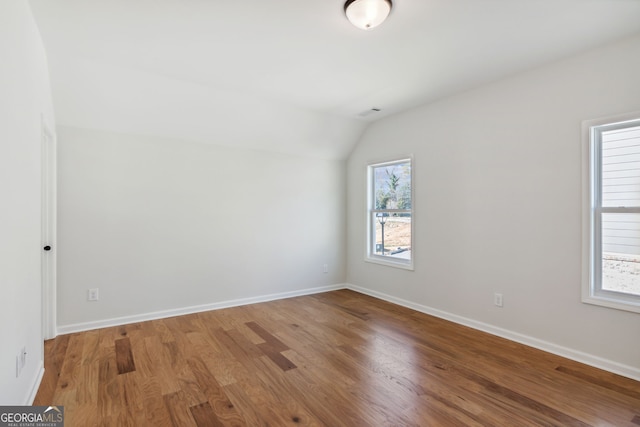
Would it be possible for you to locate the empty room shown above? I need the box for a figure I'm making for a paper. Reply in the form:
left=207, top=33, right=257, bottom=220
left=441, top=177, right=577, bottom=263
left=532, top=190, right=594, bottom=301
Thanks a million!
left=2, top=0, right=640, bottom=425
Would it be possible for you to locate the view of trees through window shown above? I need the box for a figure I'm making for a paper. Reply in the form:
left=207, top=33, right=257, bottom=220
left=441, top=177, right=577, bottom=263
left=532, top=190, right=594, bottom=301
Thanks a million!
left=371, top=161, right=411, bottom=261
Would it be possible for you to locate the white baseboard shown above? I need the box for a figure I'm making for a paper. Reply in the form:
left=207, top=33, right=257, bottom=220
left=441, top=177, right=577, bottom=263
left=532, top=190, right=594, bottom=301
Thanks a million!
left=54, top=282, right=639, bottom=381
left=26, top=361, right=44, bottom=405
left=56, top=284, right=347, bottom=335
left=345, top=283, right=640, bottom=382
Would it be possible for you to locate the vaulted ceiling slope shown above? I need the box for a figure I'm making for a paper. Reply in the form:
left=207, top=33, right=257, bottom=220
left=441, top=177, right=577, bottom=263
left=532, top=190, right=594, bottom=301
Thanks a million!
left=29, top=0, right=640, bottom=159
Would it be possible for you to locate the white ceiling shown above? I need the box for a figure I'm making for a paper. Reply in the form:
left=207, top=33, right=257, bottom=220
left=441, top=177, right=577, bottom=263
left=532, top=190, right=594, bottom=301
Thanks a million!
left=29, top=0, right=640, bottom=159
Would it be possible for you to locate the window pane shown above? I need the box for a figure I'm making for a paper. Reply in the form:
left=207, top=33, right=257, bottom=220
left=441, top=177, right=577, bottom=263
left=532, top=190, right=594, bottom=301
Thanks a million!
left=601, top=125, right=640, bottom=207
left=367, top=158, right=413, bottom=269
left=373, top=162, right=411, bottom=210
left=373, top=213, right=411, bottom=260
left=601, top=212, right=640, bottom=296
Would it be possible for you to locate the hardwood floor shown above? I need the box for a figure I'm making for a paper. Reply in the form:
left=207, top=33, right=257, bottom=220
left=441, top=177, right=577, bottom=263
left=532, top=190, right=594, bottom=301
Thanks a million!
left=34, top=290, right=640, bottom=426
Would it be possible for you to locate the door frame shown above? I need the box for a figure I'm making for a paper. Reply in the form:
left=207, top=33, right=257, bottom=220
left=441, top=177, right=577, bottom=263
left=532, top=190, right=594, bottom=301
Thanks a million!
left=41, top=116, right=56, bottom=340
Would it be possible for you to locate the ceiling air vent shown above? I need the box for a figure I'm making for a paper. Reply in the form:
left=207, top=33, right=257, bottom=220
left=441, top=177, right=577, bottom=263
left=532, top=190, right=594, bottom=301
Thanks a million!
left=358, top=108, right=381, bottom=117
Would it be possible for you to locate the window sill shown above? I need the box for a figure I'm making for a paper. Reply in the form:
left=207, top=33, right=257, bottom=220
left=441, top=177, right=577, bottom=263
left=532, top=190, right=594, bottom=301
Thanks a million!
left=582, top=293, right=640, bottom=314
left=365, top=255, right=414, bottom=271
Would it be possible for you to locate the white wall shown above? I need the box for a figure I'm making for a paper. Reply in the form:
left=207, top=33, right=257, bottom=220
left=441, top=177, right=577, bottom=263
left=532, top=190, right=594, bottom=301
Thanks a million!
left=347, top=33, right=640, bottom=377
left=57, top=126, right=346, bottom=330
left=0, top=2, right=55, bottom=404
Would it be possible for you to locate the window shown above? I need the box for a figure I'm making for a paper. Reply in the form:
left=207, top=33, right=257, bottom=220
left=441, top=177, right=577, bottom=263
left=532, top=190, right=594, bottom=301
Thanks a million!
left=366, top=158, right=413, bottom=269
left=583, top=115, right=640, bottom=313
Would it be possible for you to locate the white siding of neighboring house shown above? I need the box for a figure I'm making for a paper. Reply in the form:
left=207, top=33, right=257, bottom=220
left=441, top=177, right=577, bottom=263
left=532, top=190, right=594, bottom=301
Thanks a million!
left=602, top=125, right=640, bottom=256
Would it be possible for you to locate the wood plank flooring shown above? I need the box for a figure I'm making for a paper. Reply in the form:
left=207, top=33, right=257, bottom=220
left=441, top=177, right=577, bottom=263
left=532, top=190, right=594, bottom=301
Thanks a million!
left=34, top=290, right=640, bottom=426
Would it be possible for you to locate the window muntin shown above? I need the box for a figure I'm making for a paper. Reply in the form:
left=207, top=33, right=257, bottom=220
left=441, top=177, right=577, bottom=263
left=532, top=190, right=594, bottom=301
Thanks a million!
left=585, top=117, right=640, bottom=312
left=367, top=158, right=413, bottom=269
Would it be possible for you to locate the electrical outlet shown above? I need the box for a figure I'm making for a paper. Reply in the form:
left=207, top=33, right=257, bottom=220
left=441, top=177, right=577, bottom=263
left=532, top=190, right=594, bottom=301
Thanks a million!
left=88, top=288, right=99, bottom=301
left=323, top=264, right=328, bottom=273
left=494, top=293, right=504, bottom=307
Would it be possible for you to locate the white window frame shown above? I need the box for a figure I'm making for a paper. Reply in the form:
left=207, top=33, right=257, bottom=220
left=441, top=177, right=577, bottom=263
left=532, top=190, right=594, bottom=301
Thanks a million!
left=582, top=113, right=640, bottom=313
left=366, top=157, right=414, bottom=270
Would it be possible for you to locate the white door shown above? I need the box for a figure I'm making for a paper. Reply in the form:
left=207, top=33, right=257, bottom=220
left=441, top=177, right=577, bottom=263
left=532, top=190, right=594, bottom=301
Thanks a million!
left=41, top=118, right=56, bottom=340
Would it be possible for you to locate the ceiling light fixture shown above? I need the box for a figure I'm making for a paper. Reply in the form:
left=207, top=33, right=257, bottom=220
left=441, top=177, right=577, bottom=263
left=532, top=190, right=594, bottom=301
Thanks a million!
left=344, top=0, right=392, bottom=30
